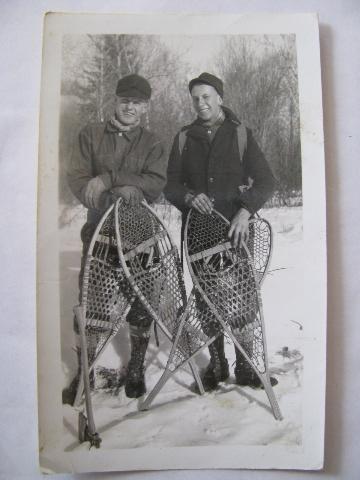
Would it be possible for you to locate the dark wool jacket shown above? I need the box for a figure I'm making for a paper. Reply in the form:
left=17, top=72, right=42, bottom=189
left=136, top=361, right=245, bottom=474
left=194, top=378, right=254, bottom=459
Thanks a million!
left=68, top=121, right=167, bottom=224
left=165, top=107, right=275, bottom=220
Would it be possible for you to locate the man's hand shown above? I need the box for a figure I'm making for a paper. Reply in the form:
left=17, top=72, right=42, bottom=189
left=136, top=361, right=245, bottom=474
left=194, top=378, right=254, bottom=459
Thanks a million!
left=111, top=186, right=144, bottom=206
left=186, top=193, right=213, bottom=214
left=84, top=176, right=107, bottom=209
left=228, top=208, right=251, bottom=248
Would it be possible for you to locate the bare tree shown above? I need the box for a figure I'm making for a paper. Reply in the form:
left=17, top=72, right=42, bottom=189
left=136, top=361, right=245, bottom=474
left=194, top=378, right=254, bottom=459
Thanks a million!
left=216, top=35, right=302, bottom=204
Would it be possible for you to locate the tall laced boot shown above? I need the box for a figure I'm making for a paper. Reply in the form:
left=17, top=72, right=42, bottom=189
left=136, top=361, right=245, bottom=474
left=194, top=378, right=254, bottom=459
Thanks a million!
left=234, top=347, right=278, bottom=389
left=201, top=335, right=230, bottom=391
left=125, top=326, right=150, bottom=399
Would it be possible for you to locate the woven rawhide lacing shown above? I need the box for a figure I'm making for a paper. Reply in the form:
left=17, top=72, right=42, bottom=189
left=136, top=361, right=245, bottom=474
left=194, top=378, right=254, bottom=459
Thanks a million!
left=248, top=217, right=272, bottom=284
left=81, top=206, right=133, bottom=369
left=186, top=210, right=267, bottom=375
left=166, top=289, right=223, bottom=372
left=115, top=201, right=187, bottom=336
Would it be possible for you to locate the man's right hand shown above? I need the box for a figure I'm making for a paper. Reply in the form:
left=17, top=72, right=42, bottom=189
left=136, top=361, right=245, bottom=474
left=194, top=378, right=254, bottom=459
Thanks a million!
left=84, top=176, right=107, bottom=209
left=186, top=193, right=213, bottom=214
left=111, top=186, right=144, bottom=206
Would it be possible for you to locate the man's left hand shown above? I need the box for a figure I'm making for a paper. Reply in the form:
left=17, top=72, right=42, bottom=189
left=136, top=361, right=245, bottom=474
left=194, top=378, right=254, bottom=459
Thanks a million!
left=228, top=208, right=251, bottom=248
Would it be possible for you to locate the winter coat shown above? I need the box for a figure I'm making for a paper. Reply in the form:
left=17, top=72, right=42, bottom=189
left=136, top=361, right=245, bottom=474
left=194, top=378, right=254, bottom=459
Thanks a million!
left=165, top=107, right=275, bottom=220
left=67, top=120, right=167, bottom=225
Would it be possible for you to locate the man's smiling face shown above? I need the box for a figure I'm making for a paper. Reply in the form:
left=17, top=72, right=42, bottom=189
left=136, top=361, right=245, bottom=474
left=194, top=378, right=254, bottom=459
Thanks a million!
left=115, top=97, right=147, bottom=126
left=191, top=84, right=223, bottom=123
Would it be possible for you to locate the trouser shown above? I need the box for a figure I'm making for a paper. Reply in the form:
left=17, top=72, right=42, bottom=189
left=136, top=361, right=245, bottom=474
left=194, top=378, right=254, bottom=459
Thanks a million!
left=194, top=289, right=222, bottom=339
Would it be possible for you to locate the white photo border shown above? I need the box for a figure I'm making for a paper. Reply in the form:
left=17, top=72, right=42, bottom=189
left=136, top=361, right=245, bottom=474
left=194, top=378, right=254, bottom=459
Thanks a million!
left=37, top=12, right=326, bottom=473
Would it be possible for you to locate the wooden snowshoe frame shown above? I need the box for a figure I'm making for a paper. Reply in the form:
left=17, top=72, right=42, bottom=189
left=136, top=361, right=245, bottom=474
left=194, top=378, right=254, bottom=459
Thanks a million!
left=141, top=210, right=277, bottom=415
left=184, top=208, right=282, bottom=420
left=73, top=203, right=135, bottom=446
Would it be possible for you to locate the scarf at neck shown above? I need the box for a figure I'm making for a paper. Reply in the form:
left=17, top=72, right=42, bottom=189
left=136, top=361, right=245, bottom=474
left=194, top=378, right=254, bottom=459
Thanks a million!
left=198, top=108, right=225, bottom=128
left=109, top=115, right=140, bottom=132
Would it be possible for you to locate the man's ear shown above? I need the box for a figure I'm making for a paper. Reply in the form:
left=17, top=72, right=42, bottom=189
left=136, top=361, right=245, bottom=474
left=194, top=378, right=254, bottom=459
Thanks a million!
left=218, top=95, right=223, bottom=106
left=141, top=102, right=149, bottom=115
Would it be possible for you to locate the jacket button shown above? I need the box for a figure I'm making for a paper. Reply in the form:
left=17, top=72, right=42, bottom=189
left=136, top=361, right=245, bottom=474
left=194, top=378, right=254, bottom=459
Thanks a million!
left=209, top=177, right=214, bottom=183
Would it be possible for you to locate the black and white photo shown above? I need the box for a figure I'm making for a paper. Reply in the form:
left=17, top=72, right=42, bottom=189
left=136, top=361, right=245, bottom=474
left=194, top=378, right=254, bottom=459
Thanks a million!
left=37, top=12, right=326, bottom=473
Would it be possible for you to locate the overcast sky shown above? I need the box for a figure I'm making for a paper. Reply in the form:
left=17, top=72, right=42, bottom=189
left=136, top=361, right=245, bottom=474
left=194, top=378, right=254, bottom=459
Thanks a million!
left=158, top=34, right=290, bottom=81
left=159, top=35, right=224, bottom=79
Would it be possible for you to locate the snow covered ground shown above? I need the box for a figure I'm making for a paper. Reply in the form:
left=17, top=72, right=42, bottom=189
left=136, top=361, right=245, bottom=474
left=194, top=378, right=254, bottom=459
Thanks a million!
left=60, top=205, right=304, bottom=451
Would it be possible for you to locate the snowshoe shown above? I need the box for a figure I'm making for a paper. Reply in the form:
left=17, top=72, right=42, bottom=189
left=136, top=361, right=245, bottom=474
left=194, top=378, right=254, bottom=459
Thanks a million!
left=78, top=412, right=101, bottom=448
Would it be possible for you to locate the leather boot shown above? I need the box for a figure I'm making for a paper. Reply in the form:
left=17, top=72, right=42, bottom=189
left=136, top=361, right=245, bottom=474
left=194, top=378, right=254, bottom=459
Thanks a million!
left=125, top=332, right=150, bottom=398
left=62, top=345, right=95, bottom=405
left=234, top=348, right=278, bottom=389
left=201, top=335, right=230, bottom=391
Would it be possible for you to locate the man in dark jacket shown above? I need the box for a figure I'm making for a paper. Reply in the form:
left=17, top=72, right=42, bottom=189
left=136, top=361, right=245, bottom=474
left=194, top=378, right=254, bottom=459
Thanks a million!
left=63, top=74, right=167, bottom=403
left=165, top=72, right=277, bottom=390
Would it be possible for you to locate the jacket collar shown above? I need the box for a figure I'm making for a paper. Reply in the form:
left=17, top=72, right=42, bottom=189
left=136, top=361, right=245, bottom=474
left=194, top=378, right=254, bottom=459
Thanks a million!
left=221, top=106, right=241, bottom=125
left=105, top=120, right=141, bottom=141
left=185, top=106, right=241, bottom=140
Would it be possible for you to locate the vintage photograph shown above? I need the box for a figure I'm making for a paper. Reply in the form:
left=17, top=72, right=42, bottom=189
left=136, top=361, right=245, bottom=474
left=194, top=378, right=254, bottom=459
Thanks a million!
left=37, top=13, right=326, bottom=473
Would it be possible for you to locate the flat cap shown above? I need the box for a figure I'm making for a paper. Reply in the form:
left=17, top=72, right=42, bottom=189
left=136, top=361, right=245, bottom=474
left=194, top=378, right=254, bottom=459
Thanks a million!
left=188, top=72, right=224, bottom=98
left=116, top=74, right=151, bottom=100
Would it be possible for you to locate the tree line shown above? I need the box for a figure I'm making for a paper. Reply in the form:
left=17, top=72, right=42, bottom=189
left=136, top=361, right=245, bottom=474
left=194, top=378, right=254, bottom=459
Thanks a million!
left=59, top=34, right=302, bottom=210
